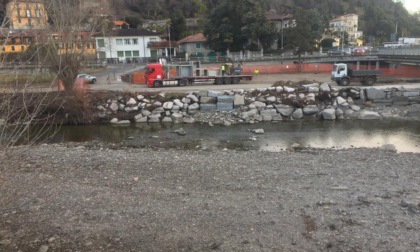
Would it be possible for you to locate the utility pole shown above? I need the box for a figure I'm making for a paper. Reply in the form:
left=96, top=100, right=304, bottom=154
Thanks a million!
left=281, top=18, right=284, bottom=50
left=167, top=19, right=171, bottom=62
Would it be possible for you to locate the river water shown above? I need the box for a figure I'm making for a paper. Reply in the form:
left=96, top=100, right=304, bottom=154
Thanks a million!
left=49, top=120, right=420, bottom=153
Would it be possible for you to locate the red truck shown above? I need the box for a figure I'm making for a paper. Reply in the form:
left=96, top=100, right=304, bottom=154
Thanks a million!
left=144, top=62, right=253, bottom=87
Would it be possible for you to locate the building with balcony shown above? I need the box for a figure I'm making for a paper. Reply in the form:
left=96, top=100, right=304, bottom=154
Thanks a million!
left=329, top=14, right=363, bottom=45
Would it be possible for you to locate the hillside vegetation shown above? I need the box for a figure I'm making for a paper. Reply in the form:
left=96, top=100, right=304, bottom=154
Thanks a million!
left=111, top=0, right=420, bottom=42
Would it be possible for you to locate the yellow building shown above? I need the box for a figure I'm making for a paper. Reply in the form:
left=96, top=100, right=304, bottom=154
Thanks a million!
left=50, top=32, right=97, bottom=59
left=2, top=1, right=97, bottom=60
left=6, top=0, right=48, bottom=30
left=0, top=31, right=34, bottom=53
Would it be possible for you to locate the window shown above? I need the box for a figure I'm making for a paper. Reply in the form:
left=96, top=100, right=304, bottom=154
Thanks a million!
left=2, top=47, right=5, bottom=52
left=117, top=51, right=124, bottom=57
left=116, top=39, right=123, bottom=45
left=195, top=43, right=201, bottom=49
left=11, top=46, right=15, bottom=51
left=133, top=51, right=139, bottom=57
left=21, top=45, right=24, bottom=51
left=86, top=43, right=91, bottom=49
left=35, top=10, right=40, bottom=17
left=125, top=51, right=132, bottom=57
left=132, top=39, right=138, bottom=45
left=67, top=42, right=73, bottom=49
left=124, top=39, right=131, bottom=45
left=150, top=38, right=157, bottom=42
left=26, top=9, right=31, bottom=17
left=97, top=39, right=105, bottom=47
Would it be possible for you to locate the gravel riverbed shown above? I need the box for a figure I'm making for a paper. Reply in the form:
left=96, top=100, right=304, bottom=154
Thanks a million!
left=1, top=144, right=420, bottom=252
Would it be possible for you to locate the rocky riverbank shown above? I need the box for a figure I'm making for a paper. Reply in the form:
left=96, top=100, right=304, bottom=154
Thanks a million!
left=93, top=82, right=420, bottom=126
left=1, top=80, right=420, bottom=251
left=1, top=145, right=420, bottom=251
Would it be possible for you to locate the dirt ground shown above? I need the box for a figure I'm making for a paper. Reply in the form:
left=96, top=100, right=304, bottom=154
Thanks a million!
left=1, top=144, right=420, bottom=252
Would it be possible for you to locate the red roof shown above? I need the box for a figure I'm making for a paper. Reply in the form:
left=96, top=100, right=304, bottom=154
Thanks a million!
left=114, top=20, right=129, bottom=26
left=177, top=33, right=206, bottom=44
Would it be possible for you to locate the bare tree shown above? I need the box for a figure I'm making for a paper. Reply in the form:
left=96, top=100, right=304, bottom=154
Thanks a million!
left=0, top=0, right=111, bottom=158
left=43, top=0, right=87, bottom=92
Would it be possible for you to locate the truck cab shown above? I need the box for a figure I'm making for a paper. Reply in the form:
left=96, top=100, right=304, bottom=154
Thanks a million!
left=331, top=63, right=348, bottom=81
left=145, top=63, right=164, bottom=87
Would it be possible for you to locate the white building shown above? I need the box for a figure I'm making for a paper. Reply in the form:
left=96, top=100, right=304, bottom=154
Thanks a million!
left=94, top=29, right=161, bottom=63
left=329, top=14, right=362, bottom=45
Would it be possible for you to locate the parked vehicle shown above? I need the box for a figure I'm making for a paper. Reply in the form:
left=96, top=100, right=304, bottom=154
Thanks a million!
left=327, top=48, right=351, bottom=56
left=144, top=61, right=253, bottom=87
left=331, top=63, right=382, bottom=86
left=352, top=48, right=365, bottom=55
left=77, top=74, right=97, bottom=84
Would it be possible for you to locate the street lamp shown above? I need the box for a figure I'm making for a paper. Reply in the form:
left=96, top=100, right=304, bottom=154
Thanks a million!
left=166, top=19, right=172, bottom=61
left=281, top=18, right=284, bottom=50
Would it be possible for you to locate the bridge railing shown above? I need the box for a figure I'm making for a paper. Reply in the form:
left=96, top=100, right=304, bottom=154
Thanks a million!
left=378, top=46, right=420, bottom=56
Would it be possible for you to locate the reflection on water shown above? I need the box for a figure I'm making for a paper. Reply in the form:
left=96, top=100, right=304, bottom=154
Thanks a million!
left=49, top=120, right=420, bottom=153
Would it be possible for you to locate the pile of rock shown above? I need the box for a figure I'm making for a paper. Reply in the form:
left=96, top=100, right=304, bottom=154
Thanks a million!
left=94, top=83, right=420, bottom=125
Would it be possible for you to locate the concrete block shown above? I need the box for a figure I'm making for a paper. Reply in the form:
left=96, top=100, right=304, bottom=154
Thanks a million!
left=200, top=104, right=217, bottom=112
left=200, top=96, right=217, bottom=104
left=217, top=95, right=234, bottom=102
left=217, top=102, right=233, bottom=111
left=234, top=94, right=245, bottom=108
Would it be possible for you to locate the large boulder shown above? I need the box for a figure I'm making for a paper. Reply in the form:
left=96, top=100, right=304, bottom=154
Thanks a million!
left=303, top=105, right=319, bottom=115
left=292, top=108, right=303, bottom=119
left=357, top=110, right=380, bottom=120
left=322, top=108, right=336, bottom=120
left=275, top=104, right=294, bottom=117
left=365, top=88, right=386, bottom=100
left=251, top=101, right=267, bottom=110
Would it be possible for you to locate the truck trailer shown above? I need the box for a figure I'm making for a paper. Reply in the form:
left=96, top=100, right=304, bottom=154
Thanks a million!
left=331, top=63, right=382, bottom=86
left=144, top=61, right=253, bottom=88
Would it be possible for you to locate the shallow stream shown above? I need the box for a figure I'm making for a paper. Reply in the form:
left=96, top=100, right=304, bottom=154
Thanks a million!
left=49, top=120, right=420, bottom=153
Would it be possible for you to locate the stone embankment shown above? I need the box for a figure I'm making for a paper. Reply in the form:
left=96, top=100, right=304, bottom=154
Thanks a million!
left=95, top=83, right=420, bottom=125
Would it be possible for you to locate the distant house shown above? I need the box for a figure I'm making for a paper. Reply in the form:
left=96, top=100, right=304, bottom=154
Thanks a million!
left=141, top=19, right=169, bottom=29
left=0, top=29, right=39, bottom=54
left=113, top=20, right=130, bottom=29
left=50, top=31, right=97, bottom=58
left=148, top=40, right=178, bottom=58
left=6, top=0, right=49, bottom=30
left=94, top=29, right=161, bottom=62
left=177, top=33, right=211, bottom=59
left=266, top=10, right=294, bottom=49
left=329, top=14, right=363, bottom=46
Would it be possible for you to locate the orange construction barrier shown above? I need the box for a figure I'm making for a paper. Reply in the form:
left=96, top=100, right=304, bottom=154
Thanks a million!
left=58, top=80, right=64, bottom=91
left=74, top=78, right=88, bottom=92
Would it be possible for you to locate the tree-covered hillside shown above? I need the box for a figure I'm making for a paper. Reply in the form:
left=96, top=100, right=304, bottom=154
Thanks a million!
left=112, top=0, right=420, bottom=42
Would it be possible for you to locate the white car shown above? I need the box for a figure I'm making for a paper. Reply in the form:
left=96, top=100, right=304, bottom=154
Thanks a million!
left=77, top=74, right=97, bottom=84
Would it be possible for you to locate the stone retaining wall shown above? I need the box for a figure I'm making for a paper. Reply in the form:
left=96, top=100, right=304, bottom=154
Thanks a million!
left=99, top=84, right=420, bottom=125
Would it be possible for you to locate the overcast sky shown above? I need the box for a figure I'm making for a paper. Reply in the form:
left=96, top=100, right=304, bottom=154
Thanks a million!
left=399, top=0, right=420, bottom=13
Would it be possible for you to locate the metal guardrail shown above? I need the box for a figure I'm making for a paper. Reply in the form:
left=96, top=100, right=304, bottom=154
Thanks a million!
left=2, top=47, right=420, bottom=69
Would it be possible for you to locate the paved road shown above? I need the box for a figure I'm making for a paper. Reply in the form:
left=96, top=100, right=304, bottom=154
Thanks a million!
left=88, top=64, right=420, bottom=92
